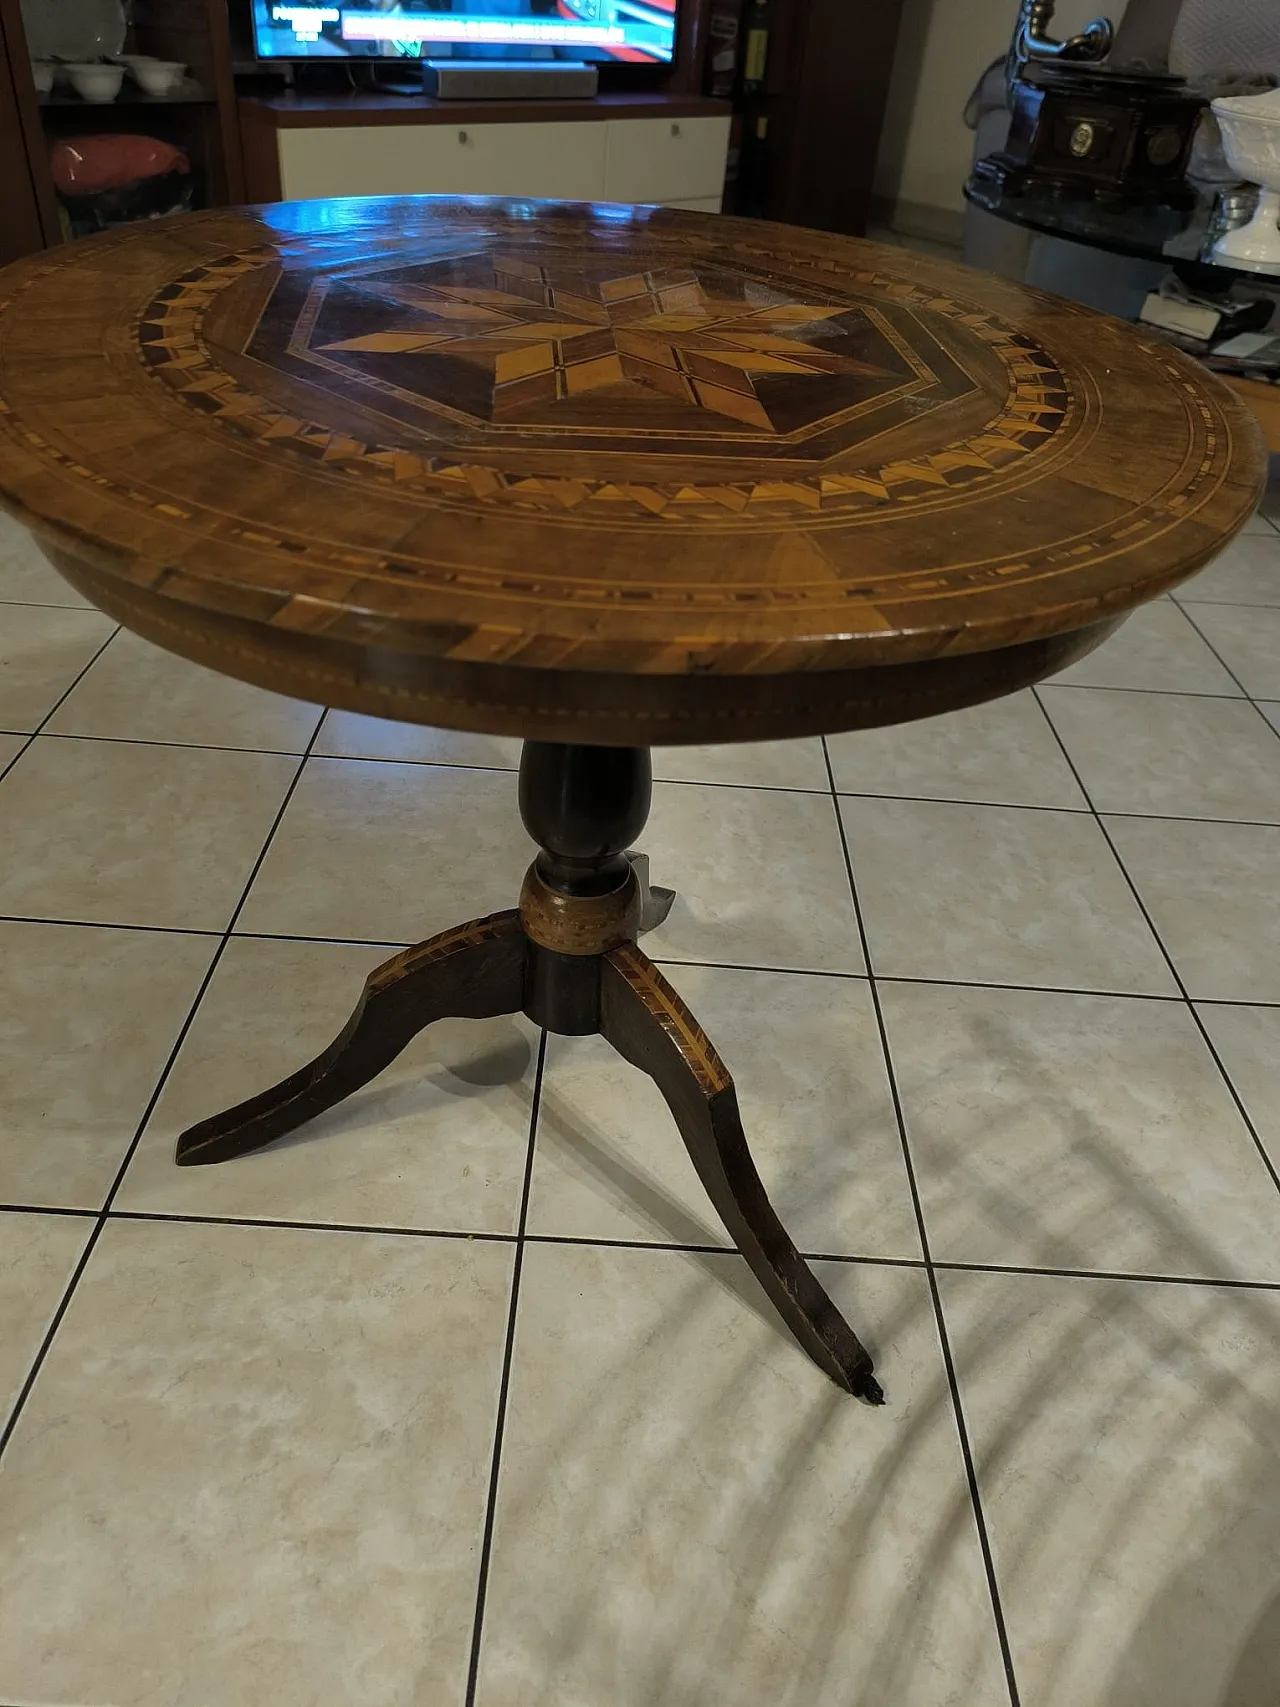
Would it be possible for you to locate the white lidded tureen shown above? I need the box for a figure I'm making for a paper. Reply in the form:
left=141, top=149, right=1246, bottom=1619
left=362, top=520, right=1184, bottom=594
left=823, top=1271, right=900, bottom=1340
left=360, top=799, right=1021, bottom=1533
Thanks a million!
left=1213, top=87, right=1280, bottom=265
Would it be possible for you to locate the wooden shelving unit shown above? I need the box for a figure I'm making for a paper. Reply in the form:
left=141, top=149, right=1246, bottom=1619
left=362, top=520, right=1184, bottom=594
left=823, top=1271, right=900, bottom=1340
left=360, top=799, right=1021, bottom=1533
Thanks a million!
left=723, top=0, right=905, bottom=233
left=0, top=0, right=243, bottom=261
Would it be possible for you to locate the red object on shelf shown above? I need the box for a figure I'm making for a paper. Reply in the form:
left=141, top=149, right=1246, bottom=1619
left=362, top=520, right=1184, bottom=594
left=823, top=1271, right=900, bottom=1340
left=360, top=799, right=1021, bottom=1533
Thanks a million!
left=49, top=135, right=190, bottom=197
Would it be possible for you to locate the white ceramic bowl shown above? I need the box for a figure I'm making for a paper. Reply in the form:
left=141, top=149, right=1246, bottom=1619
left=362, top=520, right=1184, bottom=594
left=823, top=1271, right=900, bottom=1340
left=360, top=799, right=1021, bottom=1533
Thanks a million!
left=66, top=61, right=124, bottom=101
left=30, top=59, right=54, bottom=94
left=1213, top=90, right=1280, bottom=264
left=130, top=58, right=185, bottom=96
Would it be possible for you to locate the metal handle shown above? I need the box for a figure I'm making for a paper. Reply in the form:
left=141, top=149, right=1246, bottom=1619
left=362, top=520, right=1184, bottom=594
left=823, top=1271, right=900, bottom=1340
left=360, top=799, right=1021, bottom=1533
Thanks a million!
left=1007, top=1, right=1114, bottom=90
left=458, top=129, right=468, bottom=144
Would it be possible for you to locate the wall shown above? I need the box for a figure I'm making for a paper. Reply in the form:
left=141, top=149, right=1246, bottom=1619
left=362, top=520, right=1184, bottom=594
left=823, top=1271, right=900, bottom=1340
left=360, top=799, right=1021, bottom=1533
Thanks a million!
left=873, top=0, right=1131, bottom=233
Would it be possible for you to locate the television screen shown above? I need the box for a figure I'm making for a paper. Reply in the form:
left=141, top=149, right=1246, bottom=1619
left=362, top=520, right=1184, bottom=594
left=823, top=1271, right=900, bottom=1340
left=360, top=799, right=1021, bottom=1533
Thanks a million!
left=253, top=0, right=678, bottom=64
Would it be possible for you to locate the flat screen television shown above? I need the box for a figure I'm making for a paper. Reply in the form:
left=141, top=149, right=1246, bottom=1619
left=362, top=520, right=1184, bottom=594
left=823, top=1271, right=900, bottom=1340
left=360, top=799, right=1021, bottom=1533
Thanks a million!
left=252, top=0, right=678, bottom=64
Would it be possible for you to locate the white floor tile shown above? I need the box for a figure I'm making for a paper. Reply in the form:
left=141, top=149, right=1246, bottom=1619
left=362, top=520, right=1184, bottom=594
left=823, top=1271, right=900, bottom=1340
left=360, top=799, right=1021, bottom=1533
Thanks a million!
left=0, top=1212, right=90, bottom=1421
left=843, top=797, right=1174, bottom=994
left=1052, top=603, right=1243, bottom=695
left=652, top=737, right=830, bottom=791
left=48, top=628, right=323, bottom=751
left=316, top=711, right=523, bottom=770
left=1041, top=687, right=1280, bottom=821
left=641, top=781, right=864, bottom=974
left=1195, top=1002, right=1280, bottom=1180
left=829, top=690, right=1086, bottom=810
left=1107, top=815, right=1280, bottom=1002
left=1183, top=603, right=1280, bottom=698
left=0, top=737, right=298, bottom=931
left=235, top=758, right=533, bottom=944
left=942, top=1270, right=1280, bottom=1707
left=0, top=604, right=114, bottom=731
left=477, top=1248, right=1009, bottom=1707
left=1173, top=530, right=1280, bottom=606
left=0, top=1220, right=512, bottom=1707
left=884, top=982, right=1280, bottom=1280
left=0, top=921, right=216, bottom=1208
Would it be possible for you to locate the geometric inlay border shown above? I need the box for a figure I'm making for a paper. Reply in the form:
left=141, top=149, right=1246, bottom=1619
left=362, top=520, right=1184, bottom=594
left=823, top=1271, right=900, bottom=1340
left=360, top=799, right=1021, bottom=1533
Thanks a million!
left=136, top=248, right=1074, bottom=527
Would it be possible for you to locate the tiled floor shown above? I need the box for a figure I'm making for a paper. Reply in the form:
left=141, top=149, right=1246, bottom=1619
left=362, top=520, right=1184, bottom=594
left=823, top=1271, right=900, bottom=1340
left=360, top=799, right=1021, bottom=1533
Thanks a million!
left=3, top=502, right=1280, bottom=1706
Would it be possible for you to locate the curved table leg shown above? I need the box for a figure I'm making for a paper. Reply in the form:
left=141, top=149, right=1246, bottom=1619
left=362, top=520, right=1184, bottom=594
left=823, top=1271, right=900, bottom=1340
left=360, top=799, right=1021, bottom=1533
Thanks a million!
left=176, top=912, right=527, bottom=1167
left=599, top=941, right=884, bottom=1403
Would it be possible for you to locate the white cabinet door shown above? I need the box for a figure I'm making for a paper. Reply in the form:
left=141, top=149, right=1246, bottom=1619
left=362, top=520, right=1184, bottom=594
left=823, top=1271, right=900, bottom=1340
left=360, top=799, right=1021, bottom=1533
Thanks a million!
left=603, top=115, right=731, bottom=205
left=278, top=121, right=608, bottom=203
left=663, top=196, right=725, bottom=212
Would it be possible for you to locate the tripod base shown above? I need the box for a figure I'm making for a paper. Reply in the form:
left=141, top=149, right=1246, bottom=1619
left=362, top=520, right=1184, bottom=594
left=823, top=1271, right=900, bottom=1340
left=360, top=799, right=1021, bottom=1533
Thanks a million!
left=175, top=744, right=884, bottom=1404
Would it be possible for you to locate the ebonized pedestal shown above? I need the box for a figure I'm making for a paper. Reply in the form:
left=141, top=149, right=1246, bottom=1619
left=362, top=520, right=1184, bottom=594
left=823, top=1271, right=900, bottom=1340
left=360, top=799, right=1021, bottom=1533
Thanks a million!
left=176, top=742, right=885, bottom=1405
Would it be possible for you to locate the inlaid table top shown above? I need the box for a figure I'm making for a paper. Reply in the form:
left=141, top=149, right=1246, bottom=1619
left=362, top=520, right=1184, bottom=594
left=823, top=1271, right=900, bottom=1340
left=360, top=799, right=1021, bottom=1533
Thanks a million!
left=0, top=197, right=1264, bottom=743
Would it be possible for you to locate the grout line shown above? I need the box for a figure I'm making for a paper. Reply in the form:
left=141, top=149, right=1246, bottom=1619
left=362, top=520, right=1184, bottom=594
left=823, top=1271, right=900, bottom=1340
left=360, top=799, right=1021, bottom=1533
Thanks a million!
left=0, top=1203, right=98, bottom=1220
left=316, top=751, right=521, bottom=776
left=1174, top=602, right=1259, bottom=699
left=931, top=1259, right=1280, bottom=1292
left=0, top=714, right=324, bottom=1465
left=822, top=737, right=1023, bottom=1707
left=1175, top=596, right=1280, bottom=611
left=464, top=1030, right=547, bottom=1707
left=0, top=901, right=1272, bottom=1011
left=830, top=791, right=1091, bottom=815
left=11, top=1196, right=1280, bottom=1293
left=835, top=799, right=1280, bottom=831
left=29, top=728, right=316, bottom=758
left=0, top=625, right=119, bottom=788
left=0, top=919, right=1240, bottom=1006
left=0, top=914, right=225, bottom=939
left=111, top=1209, right=517, bottom=1243
left=1033, top=681, right=1246, bottom=701
left=1032, top=690, right=1280, bottom=1205
left=1173, top=605, right=1280, bottom=751
left=1087, top=810, right=1280, bottom=831
left=653, top=956, right=1189, bottom=1004
left=0, top=597, right=110, bottom=612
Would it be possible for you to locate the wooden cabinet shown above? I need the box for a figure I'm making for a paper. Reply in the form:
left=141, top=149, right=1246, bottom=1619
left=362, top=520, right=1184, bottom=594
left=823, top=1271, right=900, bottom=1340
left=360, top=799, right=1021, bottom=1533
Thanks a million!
left=603, top=114, right=729, bottom=203
left=246, top=95, right=731, bottom=210
left=279, top=121, right=610, bottom=202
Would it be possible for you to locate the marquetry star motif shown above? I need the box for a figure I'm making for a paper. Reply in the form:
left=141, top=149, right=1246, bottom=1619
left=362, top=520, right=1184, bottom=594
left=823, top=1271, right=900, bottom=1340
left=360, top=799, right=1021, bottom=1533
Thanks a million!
left=316, top=261, right=897, bottom=432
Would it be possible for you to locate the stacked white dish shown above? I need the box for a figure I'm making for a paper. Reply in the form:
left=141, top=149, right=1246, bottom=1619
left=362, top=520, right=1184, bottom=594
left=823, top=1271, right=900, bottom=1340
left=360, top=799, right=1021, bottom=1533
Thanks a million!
left=116, top=54, right=187, bottom=97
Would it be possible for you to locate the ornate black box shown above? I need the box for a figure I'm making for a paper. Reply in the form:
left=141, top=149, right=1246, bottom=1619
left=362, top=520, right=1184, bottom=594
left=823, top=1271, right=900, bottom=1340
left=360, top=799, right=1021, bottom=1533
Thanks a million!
left=981, top=63, right=1206, bottom=204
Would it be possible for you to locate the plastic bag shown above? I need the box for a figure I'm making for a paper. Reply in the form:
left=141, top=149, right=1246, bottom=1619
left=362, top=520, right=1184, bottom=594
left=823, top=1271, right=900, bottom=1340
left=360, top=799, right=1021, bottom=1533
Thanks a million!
left=49, top=134, right=189, bottom=197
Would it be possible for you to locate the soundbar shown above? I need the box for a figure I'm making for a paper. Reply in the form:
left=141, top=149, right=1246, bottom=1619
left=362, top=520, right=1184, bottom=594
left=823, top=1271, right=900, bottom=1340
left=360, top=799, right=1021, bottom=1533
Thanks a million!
left=422, top=60, right=600, bottom=100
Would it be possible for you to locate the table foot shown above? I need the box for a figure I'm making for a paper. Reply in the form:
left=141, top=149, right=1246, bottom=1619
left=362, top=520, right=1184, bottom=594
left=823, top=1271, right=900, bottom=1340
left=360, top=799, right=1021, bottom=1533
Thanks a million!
left=175, top=912, right=526, bottom=1166
left=600, top=940, right=883, bottom=1402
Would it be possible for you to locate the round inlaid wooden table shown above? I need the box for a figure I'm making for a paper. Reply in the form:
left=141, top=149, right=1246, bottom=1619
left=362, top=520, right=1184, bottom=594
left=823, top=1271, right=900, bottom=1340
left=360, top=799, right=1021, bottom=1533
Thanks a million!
left=0, top=199, right=1264, bottom=1403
